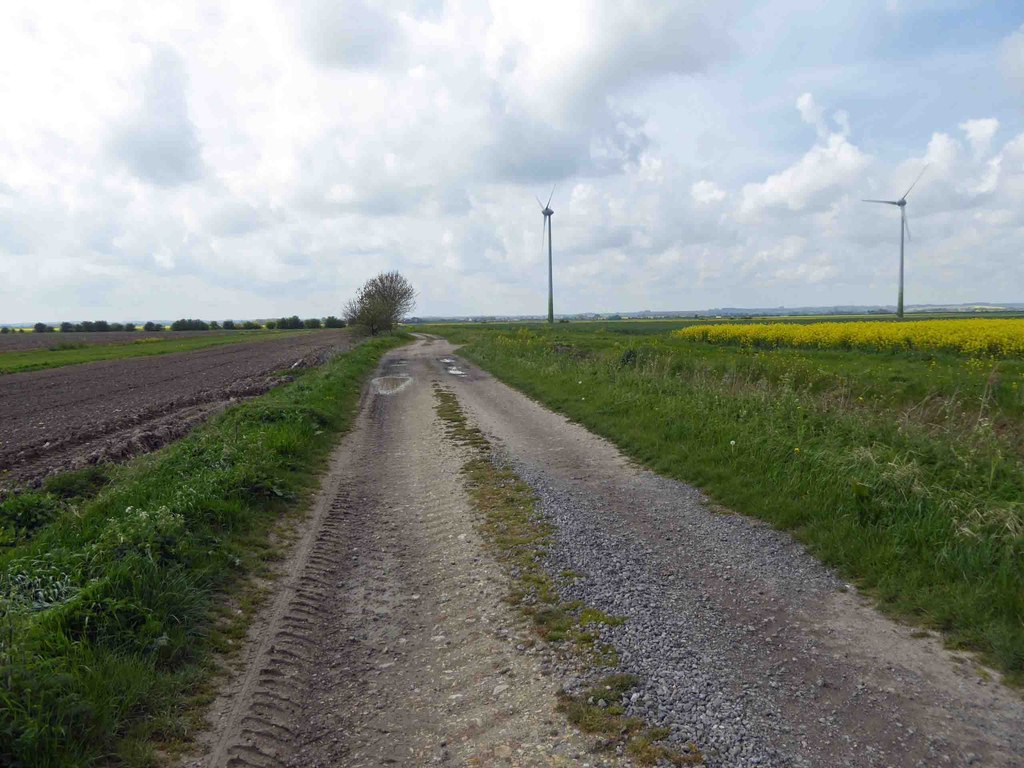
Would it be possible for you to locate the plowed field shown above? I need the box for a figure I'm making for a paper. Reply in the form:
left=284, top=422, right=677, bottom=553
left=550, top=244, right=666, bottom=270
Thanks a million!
left=0, top=330, right=352, bottom=490
left=0, top=329, right=221, bottom=351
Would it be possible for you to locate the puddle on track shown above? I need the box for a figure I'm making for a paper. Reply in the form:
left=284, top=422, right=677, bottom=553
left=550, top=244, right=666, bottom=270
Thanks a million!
left=372, top=375, right=413, bottom=395
left=439, top=358, right=467, bottom=376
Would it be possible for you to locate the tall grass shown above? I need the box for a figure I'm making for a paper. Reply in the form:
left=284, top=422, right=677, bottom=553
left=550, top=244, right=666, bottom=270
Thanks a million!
left=430, top=325, right=1024, bottom=684
left=0, top=335, right=406, bottom=766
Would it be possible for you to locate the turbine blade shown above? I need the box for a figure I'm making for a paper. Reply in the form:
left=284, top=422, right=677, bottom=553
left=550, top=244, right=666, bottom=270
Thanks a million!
left=536, top=195, right=545, bottom=211
left=862, top=199, right=900, bottom=205
left=901, top=164, right=928, bottom=201
left=546, top=184, right=555, bottom=208
left=903, top=208, right=912, bottom=241
left=541, top=215, right=547, bottom=252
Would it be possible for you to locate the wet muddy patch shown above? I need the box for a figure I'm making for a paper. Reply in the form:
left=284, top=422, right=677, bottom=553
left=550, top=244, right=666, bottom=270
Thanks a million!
left=372, top=374, right=413, bottom=395
left=439, top=357, right=467, bottom=376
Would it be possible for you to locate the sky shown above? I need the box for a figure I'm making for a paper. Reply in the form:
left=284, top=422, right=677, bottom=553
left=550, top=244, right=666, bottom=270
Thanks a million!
left=1, top=1, right=1023, bottom=322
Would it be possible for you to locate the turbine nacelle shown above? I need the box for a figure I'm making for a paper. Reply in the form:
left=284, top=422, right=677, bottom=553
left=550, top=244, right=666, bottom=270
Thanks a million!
left=541, top=206, right=554, bottom=216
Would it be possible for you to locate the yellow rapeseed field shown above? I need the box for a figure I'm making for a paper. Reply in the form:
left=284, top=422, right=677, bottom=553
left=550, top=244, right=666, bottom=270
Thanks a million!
left=674, top=318, right=1024, bottom=357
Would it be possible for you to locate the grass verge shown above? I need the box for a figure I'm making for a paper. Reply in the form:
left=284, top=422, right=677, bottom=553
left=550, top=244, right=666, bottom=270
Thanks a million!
left=424, top=324, right=1024, bottom=685
left=433, top=384, right=700, bottom=765
left=0, top=330, right=320, bottom=375
left=0, top=334, right=407, bottom=767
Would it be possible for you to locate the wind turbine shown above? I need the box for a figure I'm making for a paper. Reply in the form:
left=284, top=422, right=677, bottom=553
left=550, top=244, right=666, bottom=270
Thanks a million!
left=537, top=186, right=555, bottom=324
left=863, top=165, right=927, bottom=319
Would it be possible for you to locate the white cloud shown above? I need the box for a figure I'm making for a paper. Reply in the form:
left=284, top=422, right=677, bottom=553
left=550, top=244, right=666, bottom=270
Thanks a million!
left=959, top=118, right=999, bottom=157
left=691, top=180, right=726, bottom=204
left=1000, top=23, right=1024, bottom=90
left=740, top=133, right=869, bottom=214
left=108, top=47, right=204, bottom=187
left=796, top=92, right=826, bottom=137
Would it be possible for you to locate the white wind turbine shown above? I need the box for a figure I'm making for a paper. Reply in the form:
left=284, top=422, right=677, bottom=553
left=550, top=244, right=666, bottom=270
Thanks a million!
left=536, top=186, right=555, bottom=324
left=863, top=165, right=928, bottom=319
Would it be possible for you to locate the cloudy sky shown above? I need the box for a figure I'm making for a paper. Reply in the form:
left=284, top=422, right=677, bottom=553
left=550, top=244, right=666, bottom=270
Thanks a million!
left=1, top=1, right=1022, bottom=321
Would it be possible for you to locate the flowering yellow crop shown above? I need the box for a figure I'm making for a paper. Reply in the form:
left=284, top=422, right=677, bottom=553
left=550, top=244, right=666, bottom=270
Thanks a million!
left=673, top=318, right=1024, bottom=357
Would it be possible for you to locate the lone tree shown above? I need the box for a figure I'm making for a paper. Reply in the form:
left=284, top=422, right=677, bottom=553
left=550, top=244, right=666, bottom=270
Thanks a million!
left=344, top=271, right=416, bottom=335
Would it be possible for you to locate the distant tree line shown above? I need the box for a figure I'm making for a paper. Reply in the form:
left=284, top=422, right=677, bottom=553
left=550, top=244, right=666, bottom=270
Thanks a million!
left=8, top=316, right=349, bottom=333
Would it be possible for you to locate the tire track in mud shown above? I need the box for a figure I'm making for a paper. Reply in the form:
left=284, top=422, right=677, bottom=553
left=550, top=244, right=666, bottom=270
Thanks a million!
left=208, top=487, right=352, bottom=767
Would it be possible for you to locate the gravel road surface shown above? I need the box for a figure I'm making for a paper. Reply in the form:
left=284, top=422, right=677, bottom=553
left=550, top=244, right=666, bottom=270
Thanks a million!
left=0, top=330, right=351, bottom=490
left=188, top=336, right=1023, bottom=767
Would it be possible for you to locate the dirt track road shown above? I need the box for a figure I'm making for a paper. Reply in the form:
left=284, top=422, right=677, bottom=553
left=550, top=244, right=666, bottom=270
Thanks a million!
left=191, top=337, right=1023, bottom=767
left=0, top=330, right=351, bottom=490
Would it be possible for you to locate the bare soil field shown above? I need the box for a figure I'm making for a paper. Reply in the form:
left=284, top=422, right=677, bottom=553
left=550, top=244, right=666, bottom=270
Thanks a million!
left=0, top=330, right=352, bottom=491
left=0, top=329, right=227, bottom=351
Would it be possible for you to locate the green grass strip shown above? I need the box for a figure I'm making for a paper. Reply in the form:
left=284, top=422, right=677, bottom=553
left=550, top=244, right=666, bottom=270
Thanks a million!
left=0, top=330, right=314, bottom=375
left=0, top=334, right=408, bottom=767
left=427, top=325, right=1024, bottom=686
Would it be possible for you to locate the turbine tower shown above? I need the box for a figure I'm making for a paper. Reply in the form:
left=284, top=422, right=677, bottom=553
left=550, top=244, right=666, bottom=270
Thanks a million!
left=537, top=186, right=555, bottom=324
left=863, top=166, right=927, bottom=319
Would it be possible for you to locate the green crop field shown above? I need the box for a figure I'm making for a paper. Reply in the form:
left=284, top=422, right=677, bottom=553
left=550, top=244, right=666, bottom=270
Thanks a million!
left=0, top=330, right=308, bottom=375
left=422, top=319, right=1024, bottom=684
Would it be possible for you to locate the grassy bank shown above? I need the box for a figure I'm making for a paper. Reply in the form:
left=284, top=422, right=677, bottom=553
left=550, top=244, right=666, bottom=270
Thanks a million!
left=0, top=330, right=314, bottom=375
left=425, top=323, right=1024, bottom=684
left=0, top=334, right=407, bottom=766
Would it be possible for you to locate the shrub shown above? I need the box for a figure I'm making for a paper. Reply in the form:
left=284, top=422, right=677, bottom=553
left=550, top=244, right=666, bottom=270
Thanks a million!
left=74, top=320, right=111, bottom=332
left=264, top=320, right=277, bottom=329
left=59, top=322, right=73, bottom=333
left=241, top=321, right=261, bottom=330
left=344, top=271, right=416, bottom=335
left=123, top=323, right=136, bottom=332
left=32, top=323, right=54, bottom=333
left=303, top=318, right=322, bottom=329
left=323, top=316, right=346, bottom=328
left=109, top=323, right=125, bottom=332
left=209, top=321, right=220, bottom=330
left=0, top=326, right=9, bottom=334
left=222, top=320, right=236, bottom=330
left=170, top=319, right=210, bottom=331
left=276, top=315, right=303, bottom=330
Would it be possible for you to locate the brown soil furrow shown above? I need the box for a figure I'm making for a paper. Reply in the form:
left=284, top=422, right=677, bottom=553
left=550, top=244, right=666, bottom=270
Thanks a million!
left=0, top=330, right=351, bottom=490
